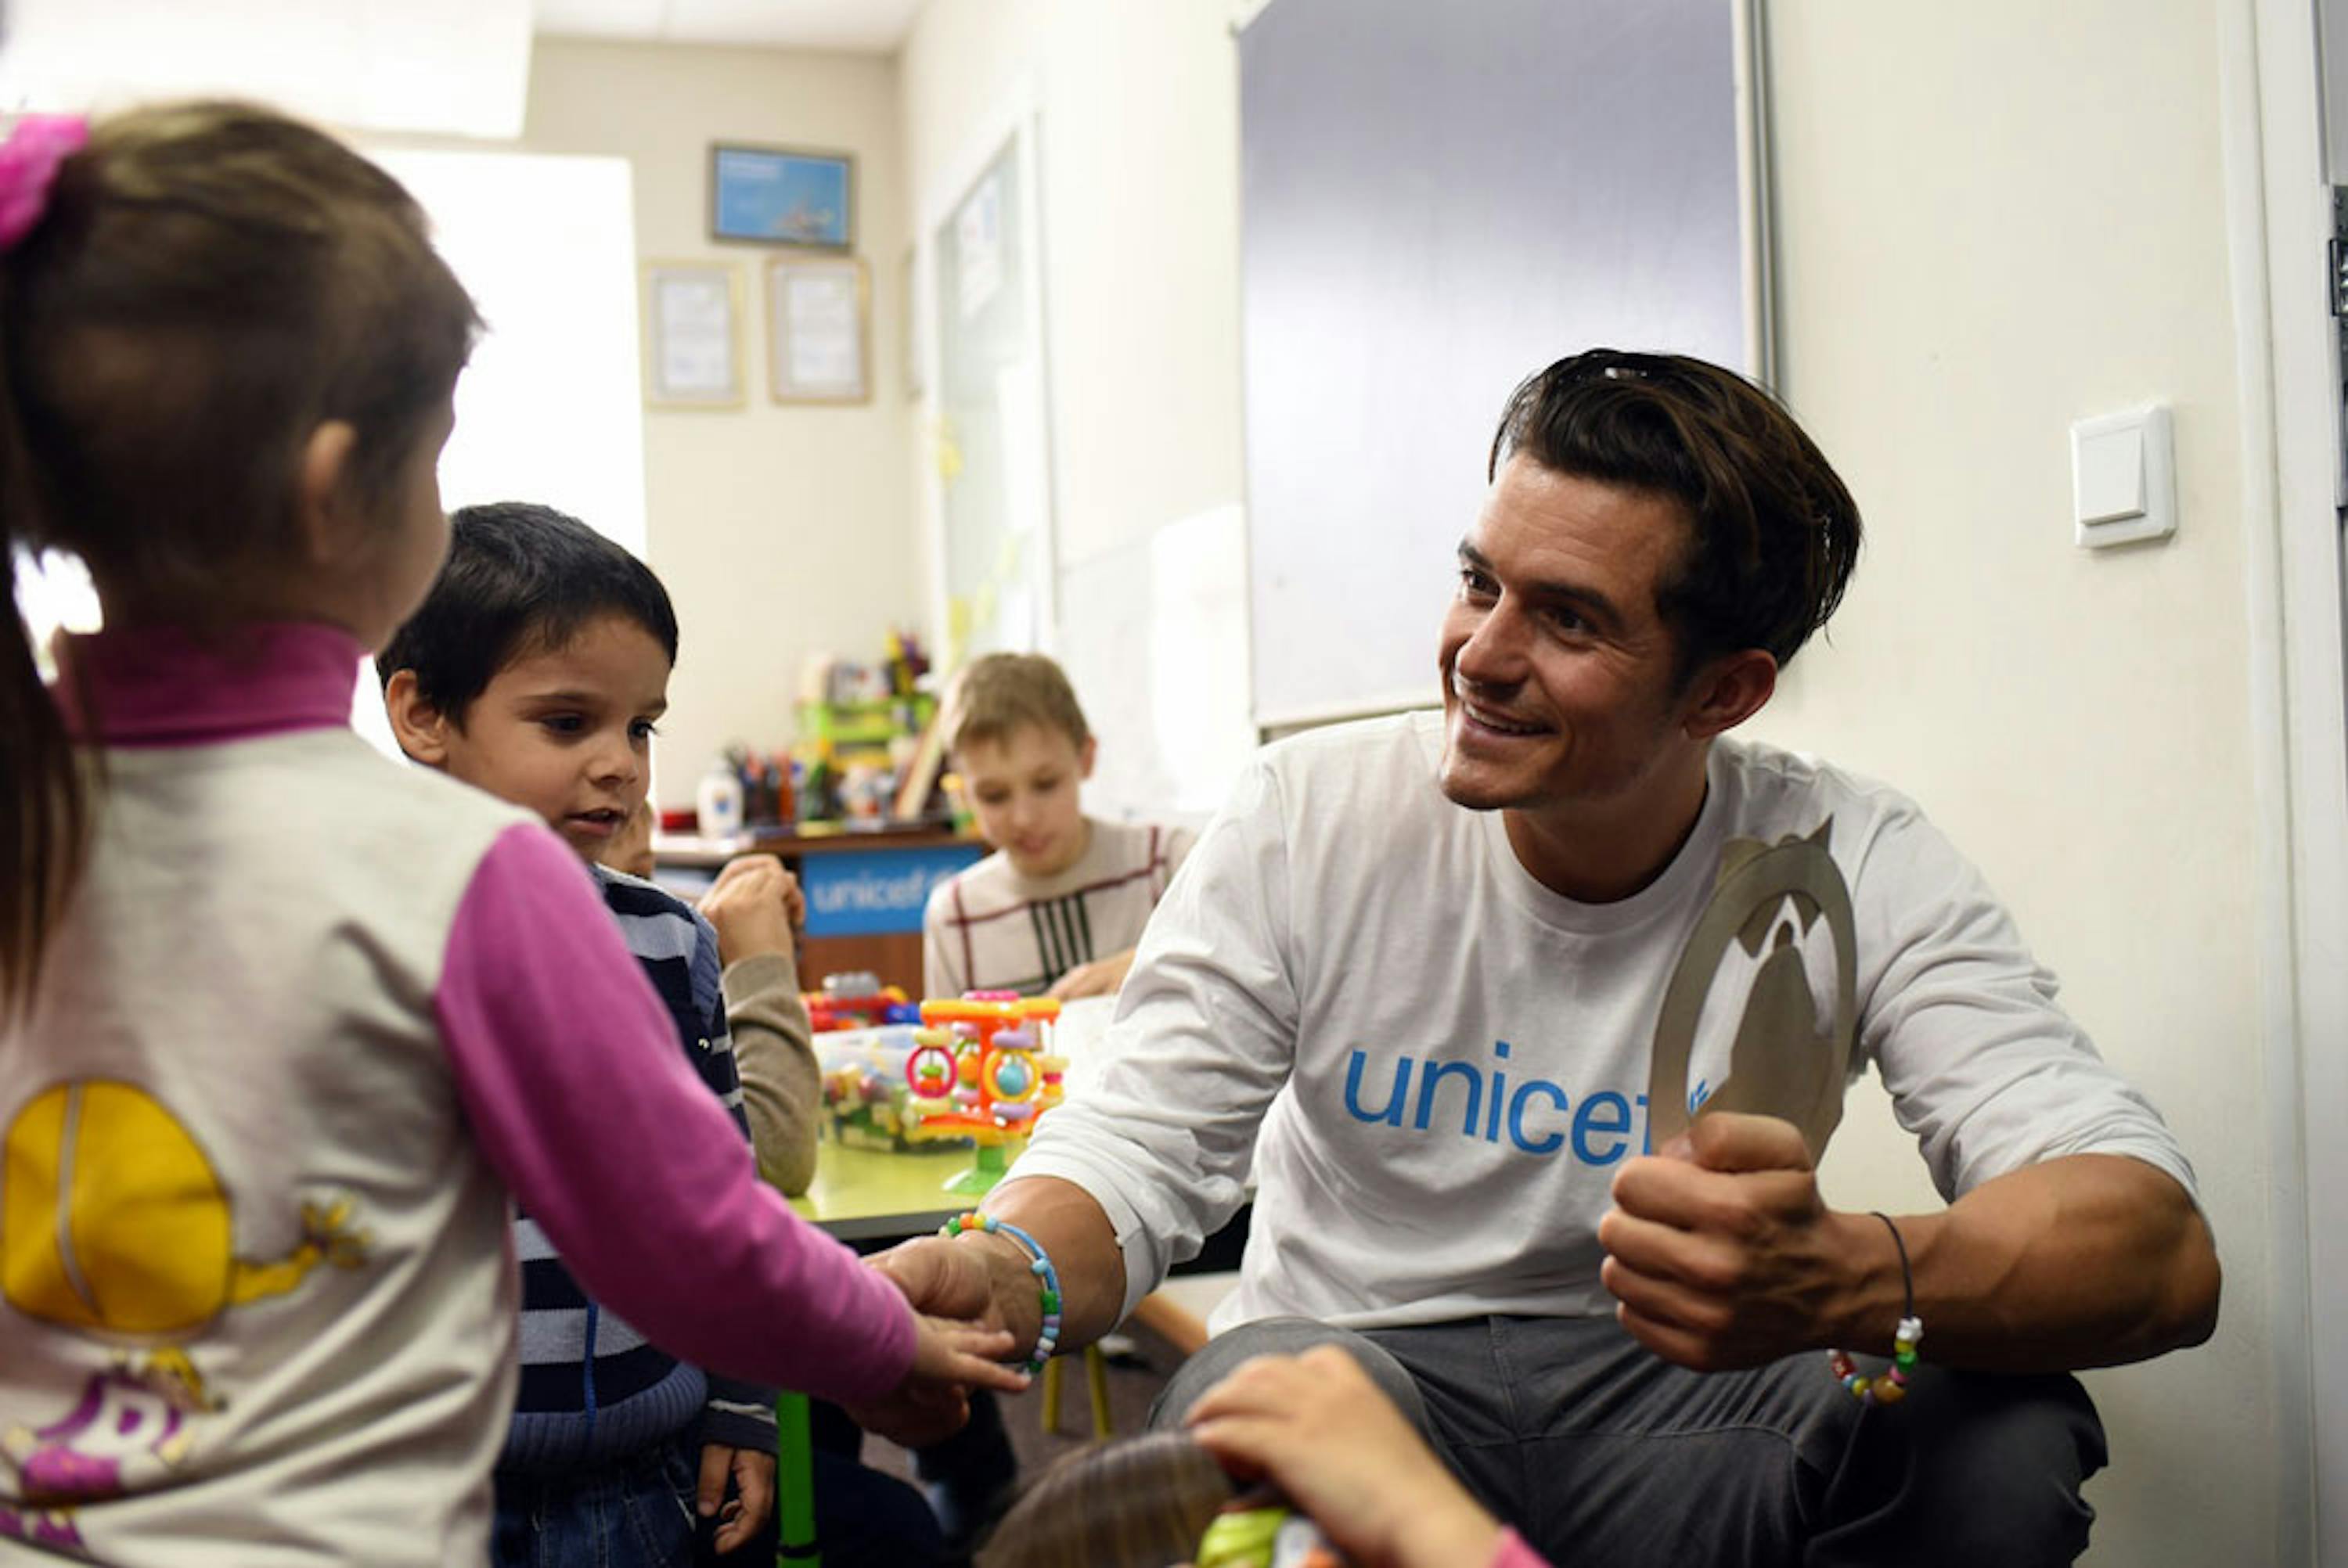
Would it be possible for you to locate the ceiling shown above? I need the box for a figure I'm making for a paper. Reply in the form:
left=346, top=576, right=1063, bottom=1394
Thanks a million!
left=2, top=0, right=537, bottom=138
left=531, top=0, right=927, bottom=53
left=0, top=0, right=925, bottom=140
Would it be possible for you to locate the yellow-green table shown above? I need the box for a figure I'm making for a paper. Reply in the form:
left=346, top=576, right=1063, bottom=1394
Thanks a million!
left=787, top=1139, right=1010, bottom=1243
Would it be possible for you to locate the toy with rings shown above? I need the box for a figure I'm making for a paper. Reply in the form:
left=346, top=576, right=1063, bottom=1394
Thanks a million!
left=901, top=994, right=1066, bottom=1193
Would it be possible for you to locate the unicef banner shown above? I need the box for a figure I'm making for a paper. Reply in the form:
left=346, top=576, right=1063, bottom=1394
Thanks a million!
left=801, top=844, right=983, bottom=937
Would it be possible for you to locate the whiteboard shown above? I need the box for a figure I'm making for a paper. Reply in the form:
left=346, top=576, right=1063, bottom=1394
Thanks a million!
left=1238, top=0, right=1765, bottom=726
left=933, top=120, right=1056, bottom=664
left=1057, top=504, right=1257, bottom=825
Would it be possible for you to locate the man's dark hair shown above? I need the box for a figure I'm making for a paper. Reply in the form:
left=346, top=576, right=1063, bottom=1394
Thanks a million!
left=377, top=501, right=679, bottom=722
left=1488, top=349, right=1862, bottom=683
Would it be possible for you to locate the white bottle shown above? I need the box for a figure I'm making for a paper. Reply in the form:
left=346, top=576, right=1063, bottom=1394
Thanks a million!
left=697, top=760, right=745, bottom=839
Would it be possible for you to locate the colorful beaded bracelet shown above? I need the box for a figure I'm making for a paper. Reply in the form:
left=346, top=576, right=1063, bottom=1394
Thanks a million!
left=1827, top=1210, right=1924, bottom=1405
left=941, top=1211, right=1061, bottom=1375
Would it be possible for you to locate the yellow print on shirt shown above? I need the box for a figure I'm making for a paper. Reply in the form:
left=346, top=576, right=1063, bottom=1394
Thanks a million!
left=0, top=1080, right=370, bottom=1541
left=2, top=1080, right=369, bottom=1335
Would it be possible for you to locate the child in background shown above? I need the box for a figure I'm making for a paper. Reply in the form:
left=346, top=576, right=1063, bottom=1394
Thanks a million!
left=922, top=652, right=1197, bottom=1002
left=0, top=102, right=1017, bottom=1566
left=912, top=652, right=1203, bottom=1550
left=607, top=799, right=662, bottom=879
left=979, top=1348, right=1549, bottom=1568
left=695, top=854, right=823, bottom=1196
left=605, top=804, right=823, bottom=1199
left=380, top=501, right=797, bottom=1561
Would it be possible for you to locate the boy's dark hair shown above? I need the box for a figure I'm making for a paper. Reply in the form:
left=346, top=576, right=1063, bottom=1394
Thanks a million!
left=1489, top=348, right=1863, bottom=686
left=377, top=502, right=679, bottom=723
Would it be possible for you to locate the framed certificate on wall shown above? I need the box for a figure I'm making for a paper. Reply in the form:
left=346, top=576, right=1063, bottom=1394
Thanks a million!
left=767, top=255, right=870, bottom=404
left=641, top=261, right=746, bottom=409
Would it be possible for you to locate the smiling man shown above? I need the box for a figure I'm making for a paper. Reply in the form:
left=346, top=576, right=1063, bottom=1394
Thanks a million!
left=872, top=351, right=2219, bottom=1568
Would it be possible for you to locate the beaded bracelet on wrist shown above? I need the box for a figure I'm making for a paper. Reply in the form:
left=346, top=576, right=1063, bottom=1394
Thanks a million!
left=941, top=1211, right=1061, bottom=1375
left=1827, top=1210, right=1924, bottom=1405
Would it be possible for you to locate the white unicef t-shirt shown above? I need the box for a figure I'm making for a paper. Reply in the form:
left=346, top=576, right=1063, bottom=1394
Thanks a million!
left=1012, top=712, right=2199, bottom=1331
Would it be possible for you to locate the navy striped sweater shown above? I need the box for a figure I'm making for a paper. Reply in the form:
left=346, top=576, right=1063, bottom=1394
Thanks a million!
left=497, top=865, right=778, bottom=1472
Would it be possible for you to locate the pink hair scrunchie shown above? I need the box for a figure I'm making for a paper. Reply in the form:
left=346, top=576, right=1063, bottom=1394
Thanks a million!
left=0, top=114, right=91, bottom=253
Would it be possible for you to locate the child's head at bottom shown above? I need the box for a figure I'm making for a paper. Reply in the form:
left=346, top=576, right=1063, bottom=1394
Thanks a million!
left=977, top=1430, right=1238, bottom=1568
left=378, top=502, right=679, bottom=861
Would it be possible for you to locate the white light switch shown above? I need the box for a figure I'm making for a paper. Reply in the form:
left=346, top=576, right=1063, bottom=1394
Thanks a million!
left=2071, top=406, right=2175, bottom=548
left=2076, top=425, right=2145, bottom=524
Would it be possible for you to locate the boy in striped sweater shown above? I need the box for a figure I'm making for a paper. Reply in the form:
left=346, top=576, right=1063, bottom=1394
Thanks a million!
left=380, top=502, right=787, bottom=1565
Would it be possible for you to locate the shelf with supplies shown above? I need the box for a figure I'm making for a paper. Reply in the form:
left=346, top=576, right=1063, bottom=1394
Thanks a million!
left=796, top=695, right=931, bottom=749
left=793, top=692, right=938, bottom=823
left=652, top=820, right=973, bottom=868
left=784, top=633, right=950, bottom=826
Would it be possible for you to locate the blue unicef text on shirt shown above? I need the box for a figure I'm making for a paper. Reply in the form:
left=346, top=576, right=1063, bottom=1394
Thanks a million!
left=1341, top=1040, right=1711, bottom=1163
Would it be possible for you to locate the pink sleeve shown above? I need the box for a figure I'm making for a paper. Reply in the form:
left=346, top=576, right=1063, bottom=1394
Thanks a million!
left=1490, top=1530, right=1553, bottom=1568
left=434, top=824, right=917, bottom=1403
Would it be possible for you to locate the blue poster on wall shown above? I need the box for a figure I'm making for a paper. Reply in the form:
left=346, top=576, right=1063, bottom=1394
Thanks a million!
left=801, top=844, right=983, bottom=937
left=711, top=145, right=854, bottom=248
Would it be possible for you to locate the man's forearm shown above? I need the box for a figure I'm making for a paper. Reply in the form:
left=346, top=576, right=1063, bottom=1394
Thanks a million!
left=1840, top=1153, right=2220, bottom=1372
left=975, top=1174, right=1130, bottom=1354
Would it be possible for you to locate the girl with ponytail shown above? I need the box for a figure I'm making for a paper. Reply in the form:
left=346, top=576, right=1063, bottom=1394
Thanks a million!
left=0, top=103, right=1016, bottom=1565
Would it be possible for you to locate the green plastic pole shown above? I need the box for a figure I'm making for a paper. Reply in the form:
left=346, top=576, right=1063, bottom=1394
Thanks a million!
left=775, top=1390, right=819, bottom=1567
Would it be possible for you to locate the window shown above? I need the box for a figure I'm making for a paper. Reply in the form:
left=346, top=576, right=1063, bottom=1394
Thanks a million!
left=12, top=148, right=646, bottom=759
left=362, top=148, right=646, bottom=757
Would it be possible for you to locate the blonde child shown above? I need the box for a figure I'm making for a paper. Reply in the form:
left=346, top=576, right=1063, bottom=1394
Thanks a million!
left=913, top=652, right=1203, bottom=1547
left=0, top=102, right=1017, bottom=1566
left=606, top=799, right=661, bottom=879
left=923, top=652, right=1196, bottom=1002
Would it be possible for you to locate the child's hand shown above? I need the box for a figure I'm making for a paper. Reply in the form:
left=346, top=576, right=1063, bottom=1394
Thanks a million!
left=695, top=1444, right=773, bottom=1555
left=1046, top=946, right=1136, bottom=1000
left=850, top=1314, right=1029, bottom=1448
left=1184, top=1347, right=1504, bottom=1568
left=780, top=869, right=805, bottom=936
left=699, top=854, right=801, bottom=967
left=912, top=1314, right=1030, bottom=1394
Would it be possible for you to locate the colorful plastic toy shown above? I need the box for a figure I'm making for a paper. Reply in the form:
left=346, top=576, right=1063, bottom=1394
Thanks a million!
left=805, top=973, right=920, bottom=1034
left=1195, top=1497, right=1348, bottom=1567
left=902, top=994, right=1067, bottom=1193
left=812, top=1024, right=933, bottom=1151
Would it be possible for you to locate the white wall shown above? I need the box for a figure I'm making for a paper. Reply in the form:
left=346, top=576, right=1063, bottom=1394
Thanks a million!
left=1760, top=5, right=2274, bottom=1562
left=896, top=1, right=2288, bottom=1561
left=899, top=0, right=1255, bottom=822
left=517, top=38, right=920, bottom=804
